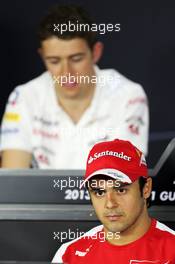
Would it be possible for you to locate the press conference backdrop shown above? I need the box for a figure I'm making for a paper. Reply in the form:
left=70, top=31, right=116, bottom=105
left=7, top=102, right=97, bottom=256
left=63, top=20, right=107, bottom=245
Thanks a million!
left=0, top=1, right=175, bottom=167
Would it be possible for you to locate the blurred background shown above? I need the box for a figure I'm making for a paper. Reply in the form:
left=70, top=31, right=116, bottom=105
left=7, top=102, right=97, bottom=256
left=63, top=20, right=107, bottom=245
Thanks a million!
left=0, top=0, right=174, bottom=168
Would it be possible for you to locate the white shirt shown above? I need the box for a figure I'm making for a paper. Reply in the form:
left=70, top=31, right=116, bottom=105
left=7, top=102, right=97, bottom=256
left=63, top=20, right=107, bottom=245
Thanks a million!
left=0, top=66, right=149, bottom=169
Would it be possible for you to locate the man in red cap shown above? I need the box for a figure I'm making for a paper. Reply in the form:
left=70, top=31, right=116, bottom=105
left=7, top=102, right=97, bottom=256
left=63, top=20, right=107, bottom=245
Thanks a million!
left=52, top=139, right=175, bottom=264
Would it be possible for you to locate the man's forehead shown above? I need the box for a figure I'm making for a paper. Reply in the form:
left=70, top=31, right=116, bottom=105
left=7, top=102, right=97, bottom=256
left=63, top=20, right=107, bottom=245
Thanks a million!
left=41, top=36, right=89, bottom=53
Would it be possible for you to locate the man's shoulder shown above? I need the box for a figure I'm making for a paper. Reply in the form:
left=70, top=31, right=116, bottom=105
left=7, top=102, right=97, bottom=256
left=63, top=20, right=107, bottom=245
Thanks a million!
left=155, top=220, right=175, bottom=239
left=8, top=72, right=53, bottom=107
left=97, top=67, right=145, bottom=97
left=52, top=224, right=103, bottom=263
left=16, top=71, right=52, bottom=93
left=152, top=220, right=175, bottom=259
left=152, top=220, right=175, bottom=249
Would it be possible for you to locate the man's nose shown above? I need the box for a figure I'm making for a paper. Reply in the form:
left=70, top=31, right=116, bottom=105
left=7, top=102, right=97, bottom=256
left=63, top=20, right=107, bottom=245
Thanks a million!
left=105, top=191, right=118, bottom=209
left=60, top=61, right=72, bottom=76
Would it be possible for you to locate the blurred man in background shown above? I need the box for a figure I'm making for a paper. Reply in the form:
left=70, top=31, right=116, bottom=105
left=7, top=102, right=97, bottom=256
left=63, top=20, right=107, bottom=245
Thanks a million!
left=0, top=5, right=149, bottom=169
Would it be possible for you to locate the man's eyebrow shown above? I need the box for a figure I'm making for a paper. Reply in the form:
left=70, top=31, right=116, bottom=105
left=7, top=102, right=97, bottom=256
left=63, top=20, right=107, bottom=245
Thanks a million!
left=69, top=52, right=85, bottom=58
left=45, top=53, right=85, bottom=60
left=114, top=183, right=130, bottom=188
left=89, top=187, right=105, bottom=191
left=45, top=56, right=61, bottom=60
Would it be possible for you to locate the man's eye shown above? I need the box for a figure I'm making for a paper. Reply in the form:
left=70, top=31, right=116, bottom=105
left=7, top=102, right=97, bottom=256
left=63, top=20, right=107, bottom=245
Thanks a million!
left=116, top=188, right=127, bottom=194
left=50, top=60, right=59, bottom=64
left=94, top=190, right=105, bottom=197
left=71, top=56, right=83, bottom=62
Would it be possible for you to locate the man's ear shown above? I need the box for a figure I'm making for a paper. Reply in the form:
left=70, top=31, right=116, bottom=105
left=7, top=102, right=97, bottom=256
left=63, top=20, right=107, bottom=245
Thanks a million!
left=92, top=41, right=104, bottom=64
left=143, top=177, right=152, bottom=199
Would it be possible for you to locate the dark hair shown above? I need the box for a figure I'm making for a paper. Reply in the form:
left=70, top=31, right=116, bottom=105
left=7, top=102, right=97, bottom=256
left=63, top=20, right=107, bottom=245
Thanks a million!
left=138, top=177, right=152, bottom=208
left=38, top=4, right=97, bottom=49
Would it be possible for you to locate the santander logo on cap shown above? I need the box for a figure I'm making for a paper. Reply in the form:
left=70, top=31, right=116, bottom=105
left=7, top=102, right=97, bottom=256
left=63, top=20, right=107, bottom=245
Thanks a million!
left=88, top=150, right=132, bottom=164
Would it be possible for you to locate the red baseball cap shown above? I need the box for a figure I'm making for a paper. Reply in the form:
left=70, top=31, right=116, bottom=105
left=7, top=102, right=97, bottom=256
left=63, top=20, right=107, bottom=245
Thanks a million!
left=82, top=139, right=148, bottom=187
